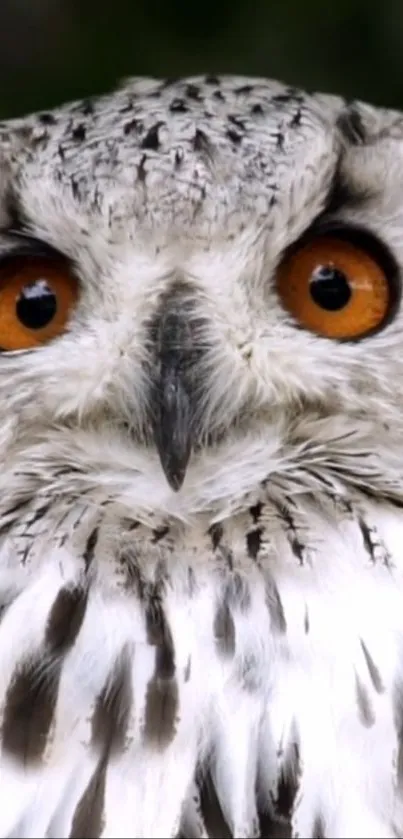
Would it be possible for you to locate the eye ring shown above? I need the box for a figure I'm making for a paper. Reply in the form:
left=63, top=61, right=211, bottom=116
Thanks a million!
left=0, top=243, right=80, bottom=352
left=276, top=224, right=400, bottom=342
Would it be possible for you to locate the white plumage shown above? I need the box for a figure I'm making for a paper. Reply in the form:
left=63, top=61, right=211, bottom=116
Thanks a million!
left=0, top=74, right=401, bottom=837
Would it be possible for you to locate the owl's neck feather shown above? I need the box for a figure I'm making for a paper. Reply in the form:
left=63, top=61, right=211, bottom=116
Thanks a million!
left=0, top=413, right=402, bottom=527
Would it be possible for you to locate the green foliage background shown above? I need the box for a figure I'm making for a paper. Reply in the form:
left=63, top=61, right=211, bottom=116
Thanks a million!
left=1, top=0, right=403, bottom=117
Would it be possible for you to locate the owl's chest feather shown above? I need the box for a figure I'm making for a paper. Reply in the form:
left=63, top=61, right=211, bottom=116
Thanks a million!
left=0, top=489, right=401, bottom=838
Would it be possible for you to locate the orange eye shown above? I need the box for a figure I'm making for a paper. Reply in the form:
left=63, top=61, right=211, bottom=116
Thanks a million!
left=276, top=234, right=397, bottom=340
left=0, top=254, right=79, bottom=351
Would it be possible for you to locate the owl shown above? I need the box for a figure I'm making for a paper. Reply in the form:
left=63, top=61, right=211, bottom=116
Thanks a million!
left=0, top=72, right=402, bottom=839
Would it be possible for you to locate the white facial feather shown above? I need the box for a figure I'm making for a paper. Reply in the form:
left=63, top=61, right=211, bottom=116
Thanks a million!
left=0, top=75, right=402, bottom=838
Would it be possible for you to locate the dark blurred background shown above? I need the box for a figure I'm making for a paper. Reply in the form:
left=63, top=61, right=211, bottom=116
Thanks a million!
left=1, top=0, right=403, bottom=118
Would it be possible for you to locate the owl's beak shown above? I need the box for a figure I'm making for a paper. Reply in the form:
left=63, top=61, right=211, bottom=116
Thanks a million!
left=152, top=308, right=194, bottom=492
left=153, top=365, right=192, bottom=491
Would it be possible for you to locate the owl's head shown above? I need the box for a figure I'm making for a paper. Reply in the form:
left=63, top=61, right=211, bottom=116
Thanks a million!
left=0, top=76, right=402, bottom=516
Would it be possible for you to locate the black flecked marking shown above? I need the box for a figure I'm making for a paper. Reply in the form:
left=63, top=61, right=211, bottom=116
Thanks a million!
left=69, top=760, right=106, bottom=839
left=124, top=556, right=145, bottom=600
left=141, top=121, right=164, bottom=151
left=192, top=128, right=213, bottom=158
left=226, top=128, right=242, bottom=144
left=123, top=118, right=142, bottom=135
left=235, top=84, right=254, bottom=95
left=143, top=592, right=178, bottom=748
left=23, top=502, right=51, bottom=533
left=358, top=517, right=376, bottom=562
left=290, top=108, right=302, bottom=128
left=213, top=89, right=225, bottom=102
left=275, top=131, right=285, bottom=150
left=45, top=585, right=88, bottom=654
left=274, top=742, right=301, bottom=819
left=228, top=114, right=246, bottom=132
left=53, top=465, right=83, bottom=479
left=251, top=103, right=264, bottom=115
left=185, top=84, right=201, bottom=101
left=143, top=639, right=178, bottom=748
left=258, top=810, right=290, bottom=839
left=91, top=653, right=133, bottom=756
left=271, top=93, right=294, bottom=105
left=360, top=640, right=384, bottom=693
left=312, top=812, right=326, bottom=838
left=39, top=112, right=56, bottom=125
left=355, top=674, right=375, bottom=727
left=169, top=98, right=189, bottom=114
left=198, top=771, right=232, bottom=839
left=152, top=625, right=176, bottom=680
left=209, top=523, right=223, bottom=551
left=71, top=177, right=79, bottom=200
left=152, top=526, right=170, bottom=543
left=265, top=577, right=287, bottom=633
left=143, top=669, right=178, bottom=749
left=2, top=655, right=58, bottom=764
left=137, top=153, right=147, bottom=182
left=20, top=544, right=31, bottom=565
left=304, top=606, right=310, bottom=634
left=388, top=494, right=403, bottom=510
left=83, top=527, right=98, bottom=570
left=72, top=123, right=86, bottom=142
left=337, top=106, right=366, bottom=145
left=175, top=148, right=184, bottom=168
left=145, top=585, right=167, bottom=647
left=250, top=502, right=262, bottom=523
left=214, top=600, right=235, bottom=658
left=204, top=75, right=220, bottom=85
left=246, top=528, right=262, bottom=560
left=276, top=503, right=306, bottom=565
left=3, top=497, right=31, bottom=520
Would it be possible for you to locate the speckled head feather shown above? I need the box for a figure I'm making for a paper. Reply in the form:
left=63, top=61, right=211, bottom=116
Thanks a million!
left=0, top=75, right=402, bottom=838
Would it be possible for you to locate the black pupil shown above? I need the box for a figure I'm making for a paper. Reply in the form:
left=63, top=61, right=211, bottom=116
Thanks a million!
left=16, top=278, right=57, bottom=330
left=309, top=264, right=352, bottom=311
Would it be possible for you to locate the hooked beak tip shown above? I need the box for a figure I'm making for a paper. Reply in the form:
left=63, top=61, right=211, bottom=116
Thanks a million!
left=156, top=438, right=192, bottom=492
left=162, top=461, right=188, bottom=492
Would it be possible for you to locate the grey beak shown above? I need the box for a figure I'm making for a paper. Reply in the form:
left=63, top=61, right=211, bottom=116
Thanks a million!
left=152, top=308, right=194, bottom=491
left=153, top=364, right=192, bottom=491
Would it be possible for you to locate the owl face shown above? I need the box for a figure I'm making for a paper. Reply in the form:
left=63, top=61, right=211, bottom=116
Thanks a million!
left=0, top=76, right=402, bottom=511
